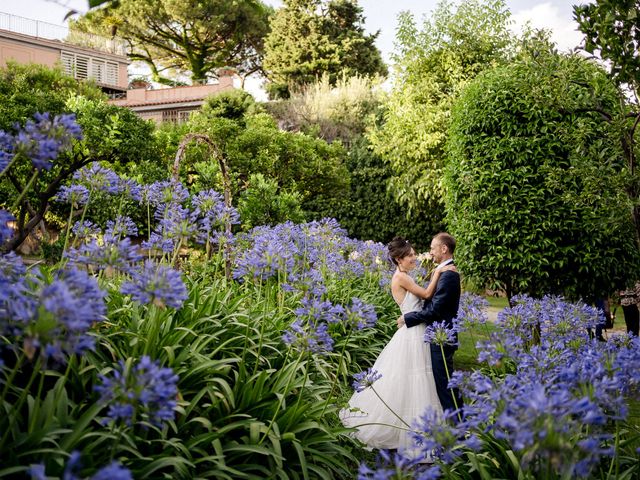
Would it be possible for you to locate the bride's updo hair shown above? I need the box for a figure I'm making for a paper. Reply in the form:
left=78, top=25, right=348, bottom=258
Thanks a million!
left=387, top=236, right=413, bottom=265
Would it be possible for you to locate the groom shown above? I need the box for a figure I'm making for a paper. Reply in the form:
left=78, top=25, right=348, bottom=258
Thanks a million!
left=397, top=232, right=463, bottom=417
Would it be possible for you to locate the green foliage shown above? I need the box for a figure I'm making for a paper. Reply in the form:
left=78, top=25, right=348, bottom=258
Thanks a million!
left=202, top=89, right=262, bottom=122
left=445, top=52, right=640, bottom=300
left=368, top=0, right=514, bottom=212
left=72, top=0, right=273, bottom=83
left=238, top=173, right=305, bottom=230
left=0, top=62, right=104, bottom=132
left=574, top=0, right=640, bottom=90
left=266, top=73, right=385, bottom=145
left=263, top=0, right=387, bottom=97
left=181, top=111, right=350, bottom=221
left=574, top=0, right=640, bottom=247
left=332, top=137, right=445, bottom=251
left=0, top=64, right=160, bottom=252
left=0, top=235, right=412, bottom=477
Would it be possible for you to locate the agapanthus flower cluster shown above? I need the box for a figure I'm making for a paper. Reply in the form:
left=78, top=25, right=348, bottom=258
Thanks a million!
left=455, top=292, right=489, bottom=329
left=282, top=268, right=326, bottom=297
left=411, top=407, right=481, bottom=465
left=233, top=224, right=300, bottom=280
left=29, top=451, right=132, bottom=480
left=55, top=184, right=90, bottom=207
left=121, top=260, right=188, bottom=309
left=6, top=113, right=82, bottom=171
left=151, top=203, right=196, bottom=248
left=95, top=355, right=178, bottom=427
left=233, top=219, right=389, bottom=284
left=73, top=162, right=120, bottom=194
left=424, top=320, right=459, bottom=346
left=352, top=368, right=382, bottom=393
left=411, top=296, right=640, bottom=478
left=0, top=209, right=15, bottom=245
left=344, top=297, right=378, bottom=330
left=357, top=448, right=441, bottom=480
left=65, top=236, right=143, bottom=274
left=295, top=295, right=345, bottom=325
left=282, top=318, right=334, bottom=354
left=71, top=220, right=101, bottom=240
left=476, top=295, right=602, bottom=366
left=105, top=215, right=138, bottom=241
left=145, top=179, right=190, bottom=207
left=190, top=188, right=240, bottom=244
left=0, top=131, right=13, bottom=173
left=0, top=262, right=106, bottom=362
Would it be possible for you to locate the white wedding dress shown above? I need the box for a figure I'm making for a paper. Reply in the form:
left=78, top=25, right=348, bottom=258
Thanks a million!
left=339, top=291, right=443, bottom=457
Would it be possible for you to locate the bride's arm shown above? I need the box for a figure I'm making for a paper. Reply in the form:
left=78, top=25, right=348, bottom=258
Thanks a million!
left=398, top=265, right=457, bottom=300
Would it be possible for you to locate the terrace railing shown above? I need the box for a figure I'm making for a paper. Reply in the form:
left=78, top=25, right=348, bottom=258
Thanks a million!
left=0, top=11, right=127, bottom=56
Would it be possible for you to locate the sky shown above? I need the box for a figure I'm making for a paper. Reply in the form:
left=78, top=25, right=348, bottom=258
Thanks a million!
left=0, top=0, right=586, bottom=97
left=0, top=0, right=585, bottom=57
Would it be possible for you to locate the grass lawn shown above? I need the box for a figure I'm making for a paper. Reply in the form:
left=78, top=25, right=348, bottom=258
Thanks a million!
left=456, top=321, right=498, bottom=371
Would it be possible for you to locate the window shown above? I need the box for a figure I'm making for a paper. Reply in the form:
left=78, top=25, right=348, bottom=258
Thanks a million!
left=161, top=109, right=193, bottom=124
left=60, top=51, right=119, bottom=86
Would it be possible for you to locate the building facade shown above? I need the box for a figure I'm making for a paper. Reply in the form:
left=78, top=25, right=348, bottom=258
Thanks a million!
left=0, top=12, right=129, bottom=95
left=0, top=12, right=237, bottom=123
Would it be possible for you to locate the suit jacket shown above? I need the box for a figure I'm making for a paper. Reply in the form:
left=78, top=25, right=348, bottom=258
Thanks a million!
left=404, top=269, right=461, bottom=347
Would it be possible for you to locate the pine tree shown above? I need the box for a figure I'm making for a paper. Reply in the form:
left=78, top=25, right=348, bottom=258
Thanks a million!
left=263, top=0, right=386, bottom=98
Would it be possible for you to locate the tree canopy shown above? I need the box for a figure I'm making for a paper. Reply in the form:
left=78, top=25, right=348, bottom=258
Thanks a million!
left=263, top=0, right=387, bottom=98
left=574, top=0, right=640, bottom=92
left=72, top=0, right=272, bottom=84
left=445, top=51, right=640, bottom=300
left=367, top=0, right=514, bottom=213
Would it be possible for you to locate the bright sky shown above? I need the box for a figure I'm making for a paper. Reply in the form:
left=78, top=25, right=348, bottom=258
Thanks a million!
left=1, top=0, right=584, bottom=59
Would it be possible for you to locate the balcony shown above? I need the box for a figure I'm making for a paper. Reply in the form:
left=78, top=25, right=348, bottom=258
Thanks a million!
left=0, top=11, right=127, bottom=56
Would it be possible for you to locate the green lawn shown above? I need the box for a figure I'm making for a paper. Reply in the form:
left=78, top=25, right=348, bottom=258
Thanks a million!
left=456, top=321, right=498, bottom=371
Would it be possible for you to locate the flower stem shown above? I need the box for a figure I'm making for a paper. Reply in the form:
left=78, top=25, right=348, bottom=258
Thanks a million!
left=258, top=350, right=303, bottom=445
left=319, top=329, right=352, bottom=417
left=439, top=343, right=461, bottom=421
left=11, top=170, right=39, bottom=210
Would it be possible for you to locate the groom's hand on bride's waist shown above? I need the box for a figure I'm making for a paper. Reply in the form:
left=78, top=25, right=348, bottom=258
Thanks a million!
left=397, top=315, right=405, bottom=328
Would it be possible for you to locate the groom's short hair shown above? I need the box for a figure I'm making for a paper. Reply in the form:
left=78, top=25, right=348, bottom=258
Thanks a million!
left=434, top=232, right=456, bottom=255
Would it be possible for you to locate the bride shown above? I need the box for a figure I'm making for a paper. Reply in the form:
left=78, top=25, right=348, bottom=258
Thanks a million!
left=340, top=237, right=454, bottom=456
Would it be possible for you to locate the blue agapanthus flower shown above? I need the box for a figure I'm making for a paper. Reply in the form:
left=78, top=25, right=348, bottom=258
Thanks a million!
left=424, top=320, right=459, bottom=346
left=73, top=162, right=121, bottom=194
left=55, top=184, right=90, bottom=207
left=121, top=260, right=188, bottom=309
left=13, top=112, right=82, bottom=171
left=352, top=368, right=382, bottom=393
left=28, top=451, right=132, bottom=480
left=282, top=318, right=334, bottom=354
left=95, top=355, right=178, bottom=427
left=1, top=264, right=106, bottom=362
left=0, top=209, right=15, bottom=245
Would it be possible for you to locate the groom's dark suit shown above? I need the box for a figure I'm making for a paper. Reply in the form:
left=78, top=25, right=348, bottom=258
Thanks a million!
left=404, top=268, right=462, bottom=415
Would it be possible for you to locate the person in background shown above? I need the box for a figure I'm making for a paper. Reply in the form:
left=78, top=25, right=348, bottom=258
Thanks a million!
left=619, top=283, right=640, bottom=337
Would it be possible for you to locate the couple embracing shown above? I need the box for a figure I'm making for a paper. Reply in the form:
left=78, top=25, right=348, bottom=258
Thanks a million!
left=340, top=232, right=463, bottom=457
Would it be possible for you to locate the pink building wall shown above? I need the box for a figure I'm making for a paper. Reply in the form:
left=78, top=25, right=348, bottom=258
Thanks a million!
left=0, top=29, right=129, bottom=89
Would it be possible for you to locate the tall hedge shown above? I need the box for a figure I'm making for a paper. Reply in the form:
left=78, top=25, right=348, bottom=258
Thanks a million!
left=445, top=52, right=640, bottom=300
left=332, top=137, right=445, bottom=251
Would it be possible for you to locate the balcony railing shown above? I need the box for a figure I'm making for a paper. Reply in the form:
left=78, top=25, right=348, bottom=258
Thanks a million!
left=0, top=11, right=127, bottom=56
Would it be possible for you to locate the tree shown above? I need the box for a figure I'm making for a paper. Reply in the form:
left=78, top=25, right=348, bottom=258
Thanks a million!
left=574, top=0, right=640, bottom=91
left=331, top=137, right=445, bottom=250
left=0, top=63, right=158, bottom=252
left=574, top=0, right=640, bottom=245
left=367, top=0, right=514, bottom=213
left=163, top=110, right=350, bottom=221
left=72, top=0, right=272, bottom=85
left=444, top=51, right=640, bottom=300
left=263, top=0, right=387, bottom=97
